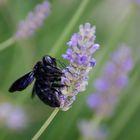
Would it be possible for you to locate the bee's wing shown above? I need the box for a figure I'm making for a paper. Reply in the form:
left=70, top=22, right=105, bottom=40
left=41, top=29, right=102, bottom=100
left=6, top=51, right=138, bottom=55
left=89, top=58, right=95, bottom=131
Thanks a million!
left=9, top=72, right=34, bottom=92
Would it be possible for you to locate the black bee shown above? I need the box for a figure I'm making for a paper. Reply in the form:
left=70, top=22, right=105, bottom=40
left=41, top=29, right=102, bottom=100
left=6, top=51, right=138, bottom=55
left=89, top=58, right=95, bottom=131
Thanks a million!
left=9, top=55, right=65, bottom=107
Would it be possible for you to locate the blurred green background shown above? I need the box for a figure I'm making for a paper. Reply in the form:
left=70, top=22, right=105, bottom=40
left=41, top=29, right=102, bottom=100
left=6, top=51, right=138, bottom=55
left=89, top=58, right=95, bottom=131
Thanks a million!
left=0, top=0, right=140, bottom=140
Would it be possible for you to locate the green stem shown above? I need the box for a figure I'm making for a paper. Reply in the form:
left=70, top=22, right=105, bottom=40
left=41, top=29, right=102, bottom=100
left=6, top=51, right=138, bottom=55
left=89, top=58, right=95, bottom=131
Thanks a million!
left=32, top=108, right=59, bottom=140
left=0, top=37, right=16, bottom=51
left=49, top=0, right=90, bottom=56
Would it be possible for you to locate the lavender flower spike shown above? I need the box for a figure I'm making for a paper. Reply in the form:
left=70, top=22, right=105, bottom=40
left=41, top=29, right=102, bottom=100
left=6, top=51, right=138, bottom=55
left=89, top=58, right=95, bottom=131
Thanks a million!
left=60, top=23, right=100, bottom=111
left=78, top=45, right=133, bottom=140
left=15, top=0, right=51, bottom=40
left=133, top=0, right=140, bottom=6
left=0, top=102, right=28, bottom=130
left=87, top=44, right=133, bottom=117
left=78, top=120, right=107, bottom=140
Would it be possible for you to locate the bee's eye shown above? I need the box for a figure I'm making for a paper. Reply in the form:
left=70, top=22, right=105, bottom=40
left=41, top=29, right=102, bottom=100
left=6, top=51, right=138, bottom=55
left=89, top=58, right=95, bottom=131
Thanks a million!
left=47, top=56, right=52, bottom=63
left=43, top=55, right=56, bottom=66
left=43, top=56, right=50, bottom=64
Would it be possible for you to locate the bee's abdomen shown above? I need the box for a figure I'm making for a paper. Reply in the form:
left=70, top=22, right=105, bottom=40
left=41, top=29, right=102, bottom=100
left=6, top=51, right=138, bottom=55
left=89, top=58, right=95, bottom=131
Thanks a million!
left=34, top=80, right=61, bottom=107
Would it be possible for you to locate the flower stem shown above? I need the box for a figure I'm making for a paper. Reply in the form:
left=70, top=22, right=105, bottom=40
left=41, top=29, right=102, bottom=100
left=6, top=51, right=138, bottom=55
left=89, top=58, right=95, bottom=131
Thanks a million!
left=32, top=108, right=59, bottom=140
left=0, top=37, right=16, bottom=51
left=49, top=0, right=90, bottom=56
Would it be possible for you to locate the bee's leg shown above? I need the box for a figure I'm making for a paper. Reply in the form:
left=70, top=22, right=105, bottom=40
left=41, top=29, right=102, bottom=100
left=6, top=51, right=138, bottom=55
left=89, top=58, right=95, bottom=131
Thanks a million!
left=56, top=59, right=73, bottom=76
left=56, top=59, right=66, bottom=69
left=46, top=72, right=63, bottom=77
left=49, top=77, right=61, bottom=82
left=52, top=83, right=67, bottom=88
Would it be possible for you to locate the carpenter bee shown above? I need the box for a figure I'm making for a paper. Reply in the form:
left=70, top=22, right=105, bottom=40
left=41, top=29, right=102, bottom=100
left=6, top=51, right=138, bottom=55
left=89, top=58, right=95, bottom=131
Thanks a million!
left=9, top=55, right=65, bottom=107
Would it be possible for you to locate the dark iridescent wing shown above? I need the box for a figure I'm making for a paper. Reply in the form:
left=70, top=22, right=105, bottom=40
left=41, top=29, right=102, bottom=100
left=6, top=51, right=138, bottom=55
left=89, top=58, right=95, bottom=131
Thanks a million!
left=9, top=72, right=34, bottom=92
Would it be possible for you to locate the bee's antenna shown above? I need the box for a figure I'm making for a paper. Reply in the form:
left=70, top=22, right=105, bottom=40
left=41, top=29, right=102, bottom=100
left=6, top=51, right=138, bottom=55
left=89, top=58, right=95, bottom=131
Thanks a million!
left=56, top=59, right=66, bottom=69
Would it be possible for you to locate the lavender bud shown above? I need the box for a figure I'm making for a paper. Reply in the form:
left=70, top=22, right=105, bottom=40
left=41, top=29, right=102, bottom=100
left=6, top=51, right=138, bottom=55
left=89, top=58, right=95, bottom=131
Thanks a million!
left=87, top=44, right=133, bottom=117
left=0, top=102, right=28, bottom=130
left=0, top=103, right=13, bottom=120
left=14, top=0, right=51, bottom=40
left=60, top=23, right=100, bottom=111
left=6, top=107, right=28, bottom=130
left=78, top=120, right=107, bottom=140
left=133, top=0, right=140, bottom=5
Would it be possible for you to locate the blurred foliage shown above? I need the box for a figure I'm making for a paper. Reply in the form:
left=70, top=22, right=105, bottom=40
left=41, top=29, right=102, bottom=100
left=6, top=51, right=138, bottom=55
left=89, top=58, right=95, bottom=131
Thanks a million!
left=0, top=0, right=140, bottom=140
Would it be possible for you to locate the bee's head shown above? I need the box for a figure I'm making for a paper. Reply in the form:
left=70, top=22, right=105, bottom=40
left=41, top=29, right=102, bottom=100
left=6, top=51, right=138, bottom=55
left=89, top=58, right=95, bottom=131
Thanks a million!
left=42, top=55, right=57, bottom=66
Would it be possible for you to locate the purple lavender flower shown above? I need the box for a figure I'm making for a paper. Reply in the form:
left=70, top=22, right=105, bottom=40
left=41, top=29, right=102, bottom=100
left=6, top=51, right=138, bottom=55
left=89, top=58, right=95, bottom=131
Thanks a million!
left=94, top=78, right=109, bottom=92
left=6, top=107, right=28, bottom=130
left=15, top=0, right=51, bottom=40
left=0, top=102, right=28, bottom=130
left=87, top=44, right=133, bottom=117
left=78, top=120, right=107, bottom=140
left=62, top=49, right=73, bottom=62
left=87, top=93, right=101, bottom=108
left=60, top=23, right=100, bottom=111
left=78, top=45, right=133, bottom=140
left=0, top=102, right=13, bottom=120
left=133, top=0, right=140, bottom=5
